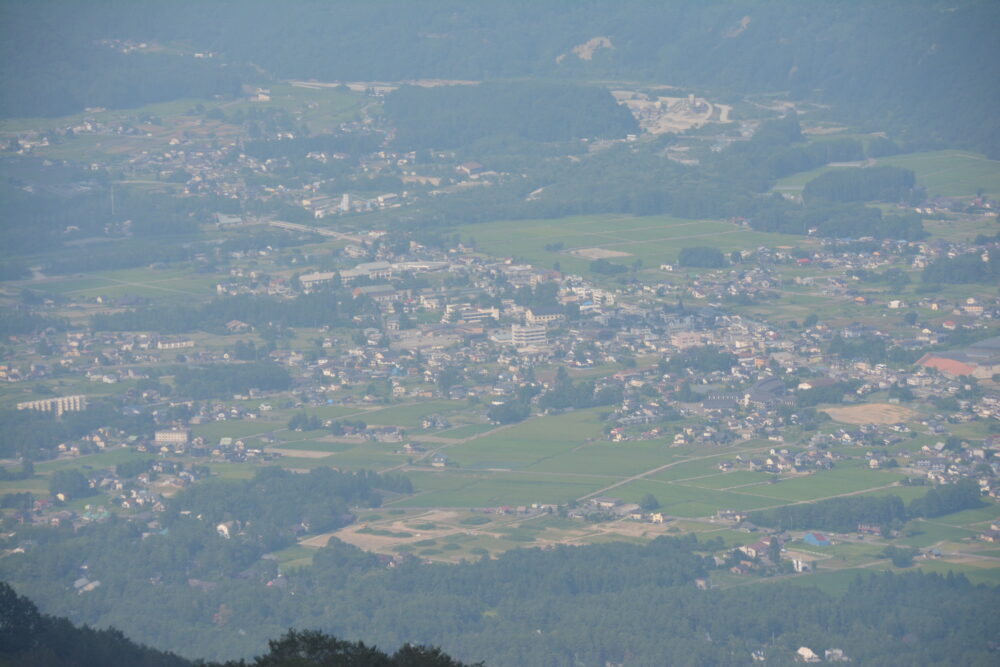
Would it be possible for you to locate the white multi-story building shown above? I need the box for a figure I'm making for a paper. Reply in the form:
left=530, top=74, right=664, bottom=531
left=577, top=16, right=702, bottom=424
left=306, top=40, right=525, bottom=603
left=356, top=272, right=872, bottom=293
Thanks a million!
left=154, top=429, right=191, bottom=445
left=512, top=324, right=547, bottom=347
left=17, top=395, right=87, bottom=416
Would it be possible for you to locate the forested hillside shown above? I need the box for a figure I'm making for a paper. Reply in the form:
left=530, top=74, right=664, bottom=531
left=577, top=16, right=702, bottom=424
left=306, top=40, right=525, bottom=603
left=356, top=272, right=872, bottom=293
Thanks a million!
left=3, top=531, right=998, bottom=665
left=2, top=1, right=997, bottom=156
left=0, top=582, right=188, bottom=667
left=0, top=583, right=476, bottom=667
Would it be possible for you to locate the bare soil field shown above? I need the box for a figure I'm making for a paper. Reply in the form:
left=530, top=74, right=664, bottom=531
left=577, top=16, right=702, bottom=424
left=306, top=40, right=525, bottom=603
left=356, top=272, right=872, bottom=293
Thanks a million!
left=822, top=403, right=917, bottom=425
left=568, top=247, right=633, bottom=259
left=263, top=447, right=332, bottom=459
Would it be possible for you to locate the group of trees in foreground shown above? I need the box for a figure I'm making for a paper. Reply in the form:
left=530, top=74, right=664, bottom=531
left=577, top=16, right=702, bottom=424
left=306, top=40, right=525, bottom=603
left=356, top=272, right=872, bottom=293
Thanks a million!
left=0, top=583, right=473, bottom=666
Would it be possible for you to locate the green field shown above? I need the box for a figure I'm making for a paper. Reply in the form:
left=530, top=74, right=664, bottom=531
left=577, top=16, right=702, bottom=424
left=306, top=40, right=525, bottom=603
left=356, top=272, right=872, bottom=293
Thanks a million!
left=455, top=214, right=805, bottom=277
left=773, top=149, right=1000, bottom=199
left=877, top=150, right=1000, bottom=199
left=527, top=440, right=678, bottom=477
left=741, top=468, right=905, bottom=502
left=435, top=423, right=496, bottom=439
left=446, top=409, right=605, bottom=469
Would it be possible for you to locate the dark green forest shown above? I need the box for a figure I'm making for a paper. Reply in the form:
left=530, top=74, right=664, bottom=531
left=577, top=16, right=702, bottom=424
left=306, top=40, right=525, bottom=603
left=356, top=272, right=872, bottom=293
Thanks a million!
left=384, top=82, right=637, bottom=150
left=0, top=583, right=476, bottom=667
left=0, top=581, right=188, bottom=667
left=2, top=529, right=998, bottom=665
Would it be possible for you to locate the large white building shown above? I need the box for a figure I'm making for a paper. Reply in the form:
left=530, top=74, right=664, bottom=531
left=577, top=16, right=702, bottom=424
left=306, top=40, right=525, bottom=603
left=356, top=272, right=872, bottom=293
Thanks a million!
left=512, top=324, right=547, bottom=347
left=17, top=395, right=87, bottom=416
left=154, top=429, right=191, bottom=445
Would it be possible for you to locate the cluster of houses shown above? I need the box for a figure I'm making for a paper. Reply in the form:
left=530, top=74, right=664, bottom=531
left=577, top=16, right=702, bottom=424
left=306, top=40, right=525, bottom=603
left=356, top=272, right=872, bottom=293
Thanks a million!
left=9, top=223, right=1000, bottom=502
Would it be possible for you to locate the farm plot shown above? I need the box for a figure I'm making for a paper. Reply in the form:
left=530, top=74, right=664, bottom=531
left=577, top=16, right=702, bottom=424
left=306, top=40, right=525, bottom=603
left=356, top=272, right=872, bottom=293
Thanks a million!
left=609, top=479, right=785, bottom=517
left=876, top=150, right=1000, bottom=199
left=681, top=470, right=771, bottom=490
left=455, top=214, right=803, bottom=277
left=822, top=403, right=918, bottom=425
left=744, top=468, right=905, bottom=502
left=525, top=440, right=679, bottom=477
left=445, top=410, right=605, bottom=469
left=434, top=423, right=496, bottom=439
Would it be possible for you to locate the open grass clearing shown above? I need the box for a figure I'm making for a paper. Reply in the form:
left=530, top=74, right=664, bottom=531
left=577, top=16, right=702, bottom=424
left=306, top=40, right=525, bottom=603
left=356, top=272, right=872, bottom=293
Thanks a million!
left=744, top=468, right=905, bottom=502
left=267, top=545, right=316, bottom=572
left=610, top=479, right=785, bottom=517
left=773, top=149, right=1000, bottom=199
left=896, top=519, right=979, bottom=548
left=929, top=504, right=1000, bottom=528
left=877, top=150, right=1000, bottom=199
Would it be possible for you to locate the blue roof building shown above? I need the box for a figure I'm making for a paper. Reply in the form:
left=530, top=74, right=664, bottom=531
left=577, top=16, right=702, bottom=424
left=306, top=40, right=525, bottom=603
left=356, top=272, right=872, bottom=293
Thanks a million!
left=803, top=532, right=831, bottom=547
